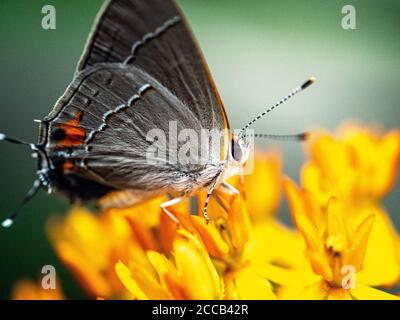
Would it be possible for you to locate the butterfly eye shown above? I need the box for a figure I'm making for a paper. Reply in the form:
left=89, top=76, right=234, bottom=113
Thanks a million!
left=231, top=139, right=243, bottom=162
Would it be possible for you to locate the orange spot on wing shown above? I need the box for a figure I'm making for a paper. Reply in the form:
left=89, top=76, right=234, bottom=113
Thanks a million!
left=63, top=161, right=75, bottom=172
left=59, top=112, right=85, bottom=147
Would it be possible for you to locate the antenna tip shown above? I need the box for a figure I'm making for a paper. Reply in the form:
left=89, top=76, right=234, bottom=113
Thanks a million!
left=0, top=133, right=5, bottom=141
left=301, top=76, right=316, bottom=90
left=300, top=132, right=311, bottom=140
left=2, top=218, right=14, bottom=228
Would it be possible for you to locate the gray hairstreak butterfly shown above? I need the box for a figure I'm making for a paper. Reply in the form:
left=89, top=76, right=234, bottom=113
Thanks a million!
left=0, top=0, right=315, bottom=227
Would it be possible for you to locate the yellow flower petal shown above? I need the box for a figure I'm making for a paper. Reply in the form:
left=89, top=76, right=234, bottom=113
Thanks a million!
left=259, top=262, right=318, bottom=287
left=47, top=208, right=110, bottom=268
left=374, top=131, right=400, bottom=196
left=346, top=214, right=375, bottom=271
left=248, top=219, right=308, bottom=270
left=173, top=237, right=222, bottom=299
left=243, top=150, right=282, bottom=220
left=226, top=195, right=251, bottom=252
left=350, top=283, right=400, bottom=300
left=115, top=261, right=148, bottom=300
left=147, top=250, right=176, bottom=292
left=107, top=195, right=166, bottom=227
left=115, top=260, right=170, bottom=300
left=326, top=197, right=347, bottom=255
left=190, top=216, right=230, bottom=258
left=278, top=280, right=328, bottom=300
left=357, top=209, right=400, bottom=286
left=225, top=267, right=276, bottom=300
left=284, top=179, right=319, bottom=250
left=54, top=241, right=111, bottom=298
left=126, top=215, right=160, bottom=252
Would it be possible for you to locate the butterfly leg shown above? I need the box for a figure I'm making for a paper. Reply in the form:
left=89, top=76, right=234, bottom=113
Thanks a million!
left=203, top=174, right=224, bottom=224
left=160, top=196, right=185, bottom=224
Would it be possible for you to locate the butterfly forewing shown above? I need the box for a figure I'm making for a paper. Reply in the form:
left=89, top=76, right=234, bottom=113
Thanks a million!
left=78, top=0, right=229, bottom=146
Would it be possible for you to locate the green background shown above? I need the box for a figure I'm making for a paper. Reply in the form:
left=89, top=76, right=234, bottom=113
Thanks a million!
left=0, top=0, right=399, bottom=299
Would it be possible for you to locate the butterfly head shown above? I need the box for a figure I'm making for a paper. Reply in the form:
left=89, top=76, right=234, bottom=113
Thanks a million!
left=220, top=132, right=253, bottom=183
left=229, top=133, right=251, bottom=166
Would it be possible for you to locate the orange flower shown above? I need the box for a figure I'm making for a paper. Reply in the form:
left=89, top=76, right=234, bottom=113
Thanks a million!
left=115, top=230, right=223, bottom=300
left=46, top=196, right=169, bottom=299
left=242, top=150, right=282, bottom=220
left=177, top=191, right=280, bottom=299
left=301, top=123, right=400, bottom=286
left=277, top=178, right=399, bottom=299
left=10, top=136, right=398, bottom=300
left=12, top=278, right=64, bottom=300
left=302, top=122, right=400, bottom=205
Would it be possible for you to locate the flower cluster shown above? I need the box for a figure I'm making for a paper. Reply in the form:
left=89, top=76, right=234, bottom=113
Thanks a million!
left=12, top=122, right=400, bottom=300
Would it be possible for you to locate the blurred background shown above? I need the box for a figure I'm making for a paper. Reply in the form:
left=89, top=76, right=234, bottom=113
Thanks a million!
left=0, top=0, right=398, bottom=299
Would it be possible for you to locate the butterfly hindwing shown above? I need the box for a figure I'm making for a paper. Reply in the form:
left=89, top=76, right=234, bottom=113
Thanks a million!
left=40, top=64, right=221, bottom=196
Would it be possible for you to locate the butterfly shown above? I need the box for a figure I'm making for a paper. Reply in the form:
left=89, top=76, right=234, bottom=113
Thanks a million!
left=0, top=0, right=315, bottom=227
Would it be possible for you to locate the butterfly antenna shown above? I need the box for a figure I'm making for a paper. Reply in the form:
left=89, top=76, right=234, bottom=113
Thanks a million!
left=0, top=132, right=37, bottom=150
left=240, top=76, right=316, bottom=136
left=1, top=179, right=42, bottom=228
left=248, top=132, right=310, bottom=141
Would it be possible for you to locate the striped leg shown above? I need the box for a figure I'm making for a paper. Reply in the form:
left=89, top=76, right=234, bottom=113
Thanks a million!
left=203, top=174, right=224, bottom=224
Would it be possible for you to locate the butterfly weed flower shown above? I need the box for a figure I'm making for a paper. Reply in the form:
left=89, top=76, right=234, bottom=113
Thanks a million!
left=46, top=207, right=129, bottom=298
left=41, top=194, right=224, bottom=300
left=115, top=230, right=223, bottom=300
left=218, top=151, right=310, bottom=272
left=302, top=122, right=400, bottom=205
left=301, top=122, right=400, bottom=286
left=45, top=197, right=171, bottom=299
left=10, top=144, right=399, bottom=300
left=11, top=278, right=65, bottom=300
left=166, top=193, right=278, bottom=300
left=241, top=150, right=282, bottom=221
left=277, top=178, right=399, bottom=300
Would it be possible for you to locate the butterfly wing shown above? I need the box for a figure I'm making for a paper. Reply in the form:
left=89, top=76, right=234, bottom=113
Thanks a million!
left=40, top=64, right=222, bottom=197
left=77, top=0, right=229, bottom=154
left=39, top=0, right=230, bottom=200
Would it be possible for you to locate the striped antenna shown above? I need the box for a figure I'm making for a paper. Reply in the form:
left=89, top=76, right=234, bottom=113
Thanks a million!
left=1, top=179, right=42, bottom=228
left=246, top=132, right=310, bottom=141
left=0, top=132, right=37, bottom=150
left=240, top=77, right=316, bottom=135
